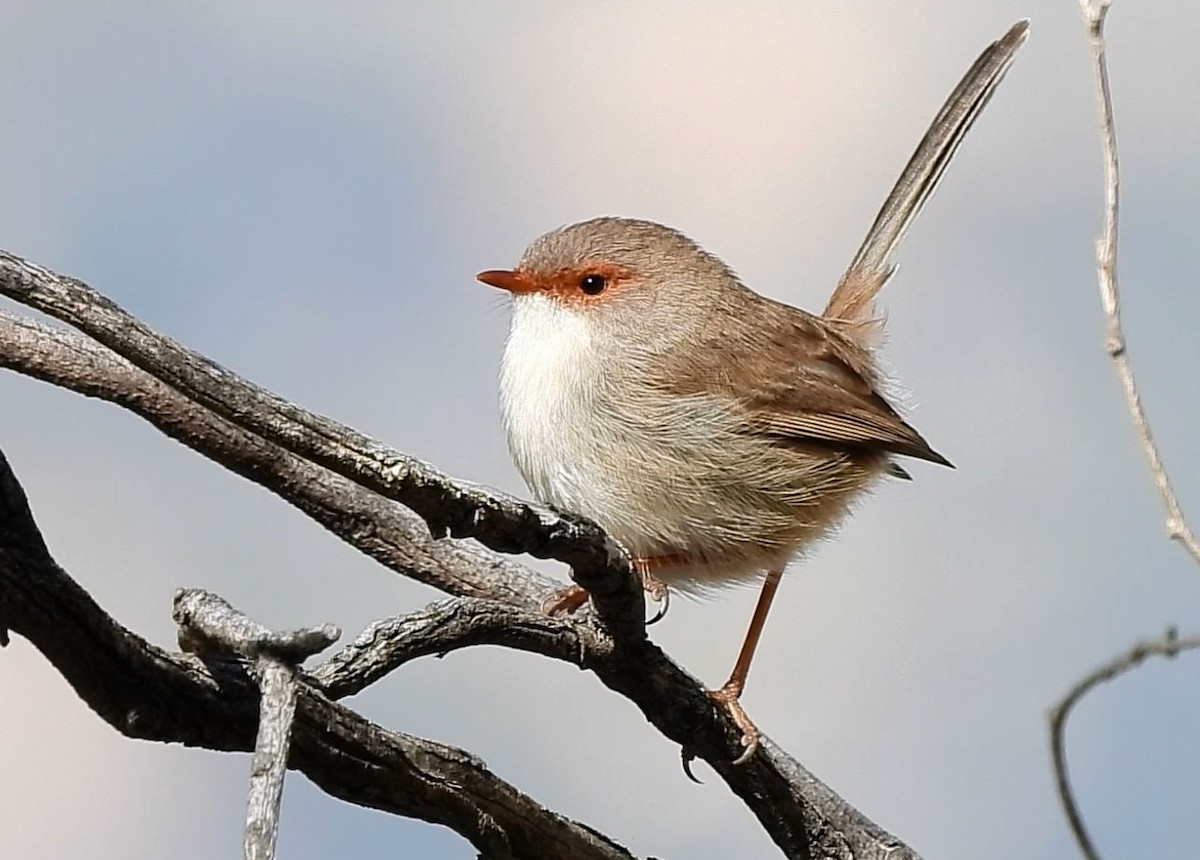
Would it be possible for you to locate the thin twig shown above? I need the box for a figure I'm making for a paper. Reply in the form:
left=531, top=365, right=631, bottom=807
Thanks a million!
left=1055, top=4, right=1200, bottom=857
left=1048, top=629, right=1200, bottom=860
left=1078, top=0, right=1200, bottom=565
left=244, top=660, right=299, bottom=860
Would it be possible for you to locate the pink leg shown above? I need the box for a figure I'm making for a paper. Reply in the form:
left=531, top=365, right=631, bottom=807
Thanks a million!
left=709, top=567, right=783, bottom=764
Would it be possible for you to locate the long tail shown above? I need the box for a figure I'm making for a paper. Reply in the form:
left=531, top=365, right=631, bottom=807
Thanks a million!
left=824, top=20, right=1029, bottom=330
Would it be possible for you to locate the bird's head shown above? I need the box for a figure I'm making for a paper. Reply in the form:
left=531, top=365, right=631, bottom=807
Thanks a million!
left=478, top=217, right=742, bottom=349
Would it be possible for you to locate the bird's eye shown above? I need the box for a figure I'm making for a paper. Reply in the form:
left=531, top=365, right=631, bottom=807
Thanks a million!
left=579, top=274, right=607, bottom=295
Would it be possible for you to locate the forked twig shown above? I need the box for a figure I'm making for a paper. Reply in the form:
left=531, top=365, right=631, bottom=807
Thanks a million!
left=174, top=589, right=340, bottom=860
left=1078, top=0, right=1200, bottom=565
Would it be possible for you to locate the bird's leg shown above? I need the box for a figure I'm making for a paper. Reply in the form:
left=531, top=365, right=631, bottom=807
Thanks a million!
left=541, top=554, right=679, bottom=622
left=709, top=567, right=783, bottom=764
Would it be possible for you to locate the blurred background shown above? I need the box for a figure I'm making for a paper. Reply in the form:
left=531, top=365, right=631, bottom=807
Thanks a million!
left=2, top=2, right=1198, bottom=858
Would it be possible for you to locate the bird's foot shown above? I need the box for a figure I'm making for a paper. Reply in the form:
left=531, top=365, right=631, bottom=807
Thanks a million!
left=541, top=584, right=591, bottom=617
left=541, top=563, right=672, bottom=624
left=707, top=681, right=760, bottom=765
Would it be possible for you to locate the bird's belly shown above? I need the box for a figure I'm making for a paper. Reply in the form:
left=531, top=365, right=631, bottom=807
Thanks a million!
left=504, top=387, right=873, bottom=593
left=507, top=423, right=824, bottom=591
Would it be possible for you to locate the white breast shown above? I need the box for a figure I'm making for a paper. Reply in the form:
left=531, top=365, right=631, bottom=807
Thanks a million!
left=499, top=294, right=610, bottom=515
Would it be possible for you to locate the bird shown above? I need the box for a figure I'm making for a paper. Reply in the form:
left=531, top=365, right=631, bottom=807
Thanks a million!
left=478, top=20, right=1028, bottom=763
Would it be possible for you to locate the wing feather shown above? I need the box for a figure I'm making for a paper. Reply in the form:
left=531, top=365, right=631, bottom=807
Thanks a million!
left=651, top=293, right=951, bottom=467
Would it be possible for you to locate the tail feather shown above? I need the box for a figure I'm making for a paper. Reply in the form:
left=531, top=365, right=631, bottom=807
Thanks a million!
left=824, top=20, right=1029, bottom=330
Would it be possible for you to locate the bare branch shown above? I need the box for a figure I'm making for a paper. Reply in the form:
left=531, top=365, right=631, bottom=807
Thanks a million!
left=245, top=659, right=300, bottom=860
left=0, top=310, right=556, bottom=609
left=0, top=254, right=647, bottom=638
left=0, top=256, right=940, bottom=856
left=0, top=448, right=638, bottom=860
left=171, top=589, right=340, bottom=860
left=1077, top=0, right=1200, bottom=565
left=173, top=588, right=340, bottom=661
left=1049, top=629, right=1200, bottom=860
left=306, top=598, right=933, bottom=859
left=1053, top=6, right=1200, bottom=856
left=309, top=597, right=590, bottom=700
left=0, top=422, right=926, bottom=858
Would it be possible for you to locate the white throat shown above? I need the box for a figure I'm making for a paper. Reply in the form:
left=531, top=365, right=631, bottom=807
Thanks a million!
left=499, top=294, right=604, bottom=509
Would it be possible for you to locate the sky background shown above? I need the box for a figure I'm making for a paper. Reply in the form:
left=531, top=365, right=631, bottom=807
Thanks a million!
left=2, top=2, right=1199, bottom=858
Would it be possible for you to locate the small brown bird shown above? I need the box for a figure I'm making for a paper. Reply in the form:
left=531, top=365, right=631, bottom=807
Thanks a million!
left=479, top=21, right=1027, bottom=762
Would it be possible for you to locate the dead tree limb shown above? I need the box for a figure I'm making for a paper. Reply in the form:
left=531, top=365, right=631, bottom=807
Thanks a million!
left=173, top=588, right=341, bottom=860
left=0, top=252, right=927, bottom=858
left=0, top=448, right=636, bottom=860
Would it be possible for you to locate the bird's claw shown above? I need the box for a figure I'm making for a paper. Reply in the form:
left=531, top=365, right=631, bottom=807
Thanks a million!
left=680, top=747, right=704, bottom=784
left=708, top=684, right=760, bottom=765
left=636, top=564, right=671, bottom=625
left=644, top=577, right=670, bottom=625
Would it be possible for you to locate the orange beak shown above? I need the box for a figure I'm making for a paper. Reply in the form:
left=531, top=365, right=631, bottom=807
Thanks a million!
left=477, top=269, right=539, bottom=295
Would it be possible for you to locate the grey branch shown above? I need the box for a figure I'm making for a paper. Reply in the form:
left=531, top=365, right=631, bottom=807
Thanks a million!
left=307, top=596, right=927, bottom=860
left=0, top=252, right=646, bottom=638
left=1049, top=629, right=1200, bottom=860
left=246, top=660, right=299, bottom=860
left=171, top=588, right=340, bottom=860
left=0, top=254, right=927, bottom=858
left=309, top=597, right=589, bottom=700
left=173, top=588, right=340, bottom=661
left=0, top=450, right=637, bottom=860
left=0, top=309, right=557, bottom=609
left=1076, top=0, right=1200, bottom=565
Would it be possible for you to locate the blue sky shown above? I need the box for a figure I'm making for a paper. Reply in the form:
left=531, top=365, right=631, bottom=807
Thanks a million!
left=2, top=3, right=1199, bottom=858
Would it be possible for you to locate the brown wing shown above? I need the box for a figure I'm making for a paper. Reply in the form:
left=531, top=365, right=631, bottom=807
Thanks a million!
left=652, top=291, right=952, bottom=467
